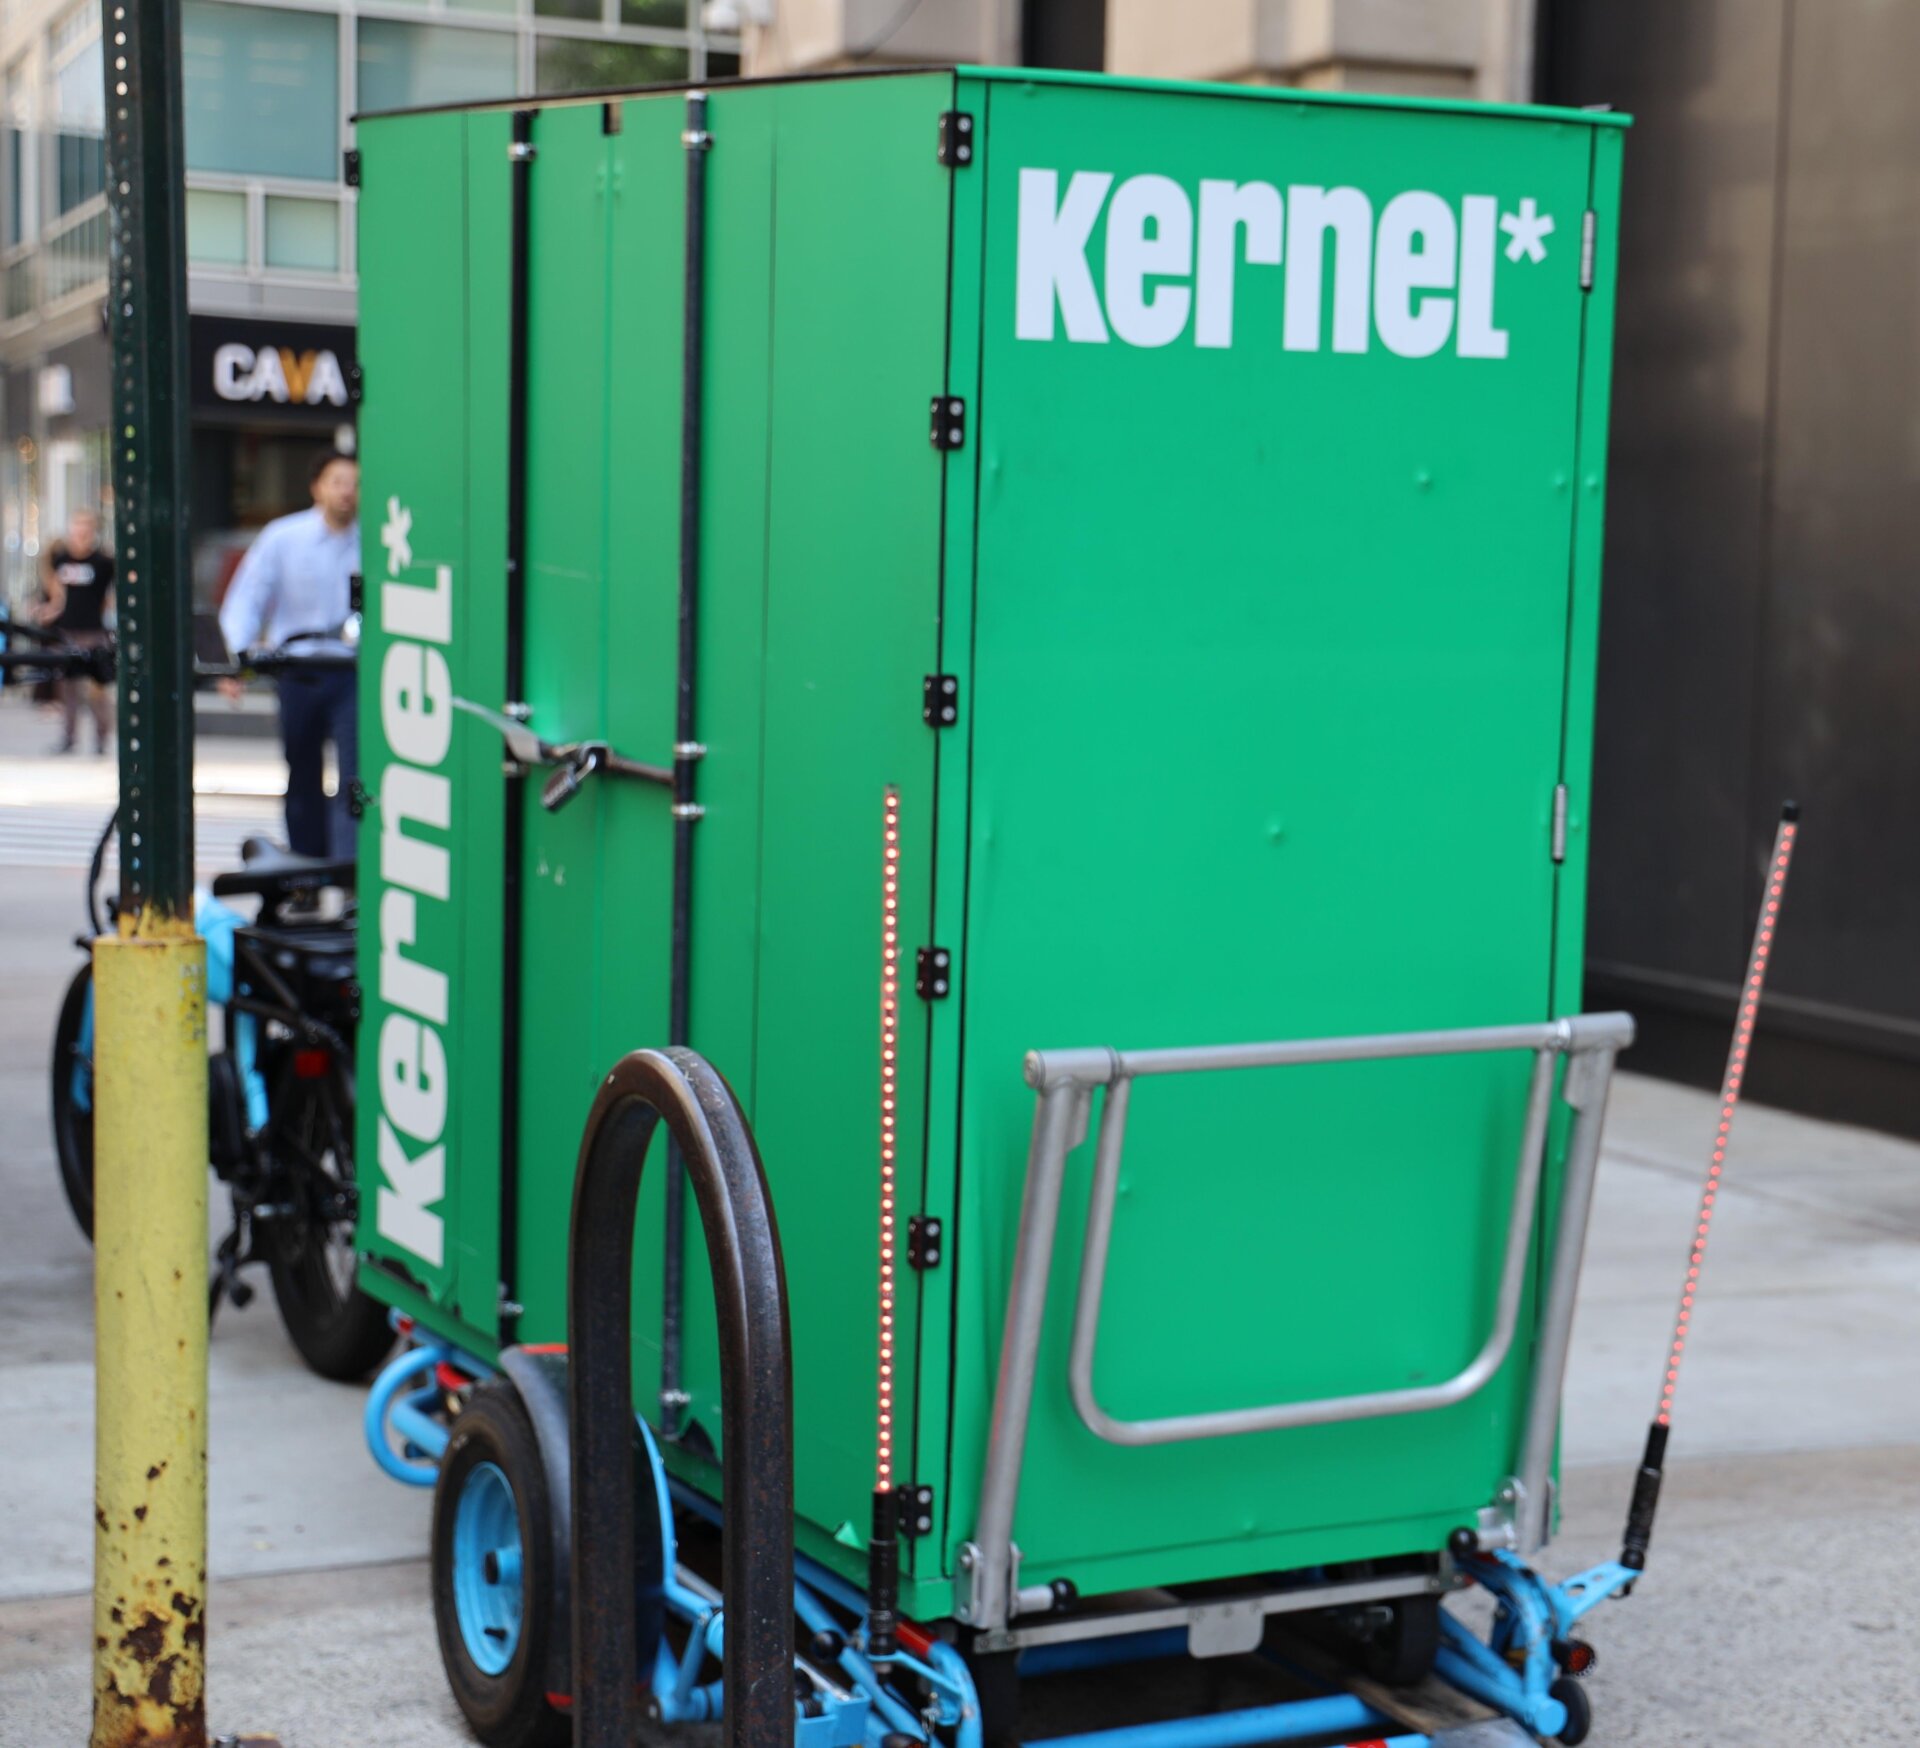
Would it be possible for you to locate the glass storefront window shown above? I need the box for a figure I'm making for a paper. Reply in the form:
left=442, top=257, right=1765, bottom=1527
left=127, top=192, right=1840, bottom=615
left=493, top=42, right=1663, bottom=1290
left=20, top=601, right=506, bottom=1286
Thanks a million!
left=534, top=0, right=600, bottom=19
left=535, top=38, right=688, bottom=93
left=182, top=2, right=339, bottom=182
left=622, top=1, right=687, bottom=24
left=265, top=195, right=339, bottom=272
left=186, top=187, right=246, bottom=265
left=357, top=20, right=518, bottom=115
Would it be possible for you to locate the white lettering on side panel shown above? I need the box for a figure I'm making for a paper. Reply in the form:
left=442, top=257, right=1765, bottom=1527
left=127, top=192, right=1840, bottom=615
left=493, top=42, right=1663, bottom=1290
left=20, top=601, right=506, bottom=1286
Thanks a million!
left=1012, top=168, right=1553, bottom=360
left=371, top=493, right=455, bottom=1272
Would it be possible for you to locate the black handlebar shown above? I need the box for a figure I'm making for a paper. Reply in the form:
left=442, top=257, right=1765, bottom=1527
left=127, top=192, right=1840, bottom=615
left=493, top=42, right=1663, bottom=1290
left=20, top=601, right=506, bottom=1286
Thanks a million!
left=1, top=631, right=357, bottom=685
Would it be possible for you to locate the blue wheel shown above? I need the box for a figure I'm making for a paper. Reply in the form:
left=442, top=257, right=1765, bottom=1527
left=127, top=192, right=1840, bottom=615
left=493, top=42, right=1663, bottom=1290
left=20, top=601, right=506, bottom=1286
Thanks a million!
left=431, top=1382, right=567, bottom=1748
left=453, top=1461, right=524, bottom=1675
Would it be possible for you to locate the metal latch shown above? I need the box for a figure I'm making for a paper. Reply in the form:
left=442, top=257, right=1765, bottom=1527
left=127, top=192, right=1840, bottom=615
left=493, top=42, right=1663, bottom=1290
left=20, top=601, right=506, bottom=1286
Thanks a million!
left=923, top=673, right=959, bottom=727
left=1580, top=211, right=1597, bottom=291
left=929, top=397, right=966, bottom=451
left=907, top=1215, right=943, bottom=1270
left=937, top=111, right=975, bottom=168
left=895, top=1484, right=935, bottom=1538
left=452, top=698, right=673, bottom=812
left=1551, top=783, right=1569, bottom=864
left=916, top=947, right=952, bottom=1000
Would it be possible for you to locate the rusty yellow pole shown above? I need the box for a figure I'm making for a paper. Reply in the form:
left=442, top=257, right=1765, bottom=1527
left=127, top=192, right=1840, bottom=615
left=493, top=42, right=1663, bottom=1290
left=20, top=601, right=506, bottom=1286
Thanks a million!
left=90, top=917, right=209, bottom=1748
left=93, top=0, right=209, bottom=1740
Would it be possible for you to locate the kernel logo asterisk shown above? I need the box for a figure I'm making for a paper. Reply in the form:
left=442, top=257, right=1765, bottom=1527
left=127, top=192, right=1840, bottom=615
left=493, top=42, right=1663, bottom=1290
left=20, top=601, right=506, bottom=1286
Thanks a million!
left=1501, top=198, right=1554, bottom=264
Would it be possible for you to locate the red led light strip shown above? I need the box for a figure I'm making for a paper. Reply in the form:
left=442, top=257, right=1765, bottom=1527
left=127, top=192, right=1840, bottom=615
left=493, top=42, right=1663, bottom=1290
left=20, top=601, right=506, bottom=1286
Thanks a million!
left=1655, top=809, right=1798, bottom=1428
left=876, top=785, right=901, bottom=1490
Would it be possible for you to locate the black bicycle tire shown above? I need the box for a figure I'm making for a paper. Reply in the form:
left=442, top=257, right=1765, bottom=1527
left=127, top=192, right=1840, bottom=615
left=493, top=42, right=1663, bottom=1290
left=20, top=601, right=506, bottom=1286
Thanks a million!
left=49, top=961, right=95, bottom=1240
left=265, top=1055, right=394, bottom=1382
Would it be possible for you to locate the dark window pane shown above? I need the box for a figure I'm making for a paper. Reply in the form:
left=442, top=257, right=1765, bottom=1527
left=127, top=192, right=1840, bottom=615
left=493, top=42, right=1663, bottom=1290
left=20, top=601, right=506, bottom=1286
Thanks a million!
left=533, top=0, right=600, bottom=19
left=706, top=51, right=741, bottom=78
left=358, top=19, right=518, bottom=114
left=534, top=38, right=688, bottom=93
left=6, top=130, right=24, bottom=246
left=56, top=132, right=105, bottom=215
left=621, top=0, right=685, bottom=23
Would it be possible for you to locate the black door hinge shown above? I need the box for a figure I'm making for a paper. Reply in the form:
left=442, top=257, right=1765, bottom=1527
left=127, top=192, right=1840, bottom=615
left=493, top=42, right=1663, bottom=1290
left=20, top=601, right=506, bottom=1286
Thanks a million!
left=923, top=672, right=959, bottom=727
left=937, top=111, right=975, bottom=168
left=343, top=148, right=361, bottom=187
left=916, top=946, right=952, bottom=1000
left=907, top=1214, right=943, bottom=1270
left=895, top=1483, right=935, bottom=1538
left=929, top=396, right=966, bottom=451
left=348, top=362, right=364, bottom=405
left=346, top=777, right=373, bottom=820
left=349, top=570, right=364, bottom=616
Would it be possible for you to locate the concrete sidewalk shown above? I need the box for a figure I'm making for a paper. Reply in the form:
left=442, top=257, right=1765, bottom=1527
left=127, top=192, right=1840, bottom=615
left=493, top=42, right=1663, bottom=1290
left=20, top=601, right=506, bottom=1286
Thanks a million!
left=0, top=767, right=1915, bottom=1748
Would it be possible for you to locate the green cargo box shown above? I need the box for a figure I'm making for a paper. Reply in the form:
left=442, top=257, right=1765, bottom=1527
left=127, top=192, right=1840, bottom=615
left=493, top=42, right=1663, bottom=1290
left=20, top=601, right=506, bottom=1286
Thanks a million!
left=354, top=66, right=1626, bottom=1629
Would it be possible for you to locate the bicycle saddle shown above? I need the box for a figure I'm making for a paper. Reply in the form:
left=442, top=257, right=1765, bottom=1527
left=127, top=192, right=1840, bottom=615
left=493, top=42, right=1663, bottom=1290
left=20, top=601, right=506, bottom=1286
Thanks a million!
left=211, top=839, right=356, bottom=897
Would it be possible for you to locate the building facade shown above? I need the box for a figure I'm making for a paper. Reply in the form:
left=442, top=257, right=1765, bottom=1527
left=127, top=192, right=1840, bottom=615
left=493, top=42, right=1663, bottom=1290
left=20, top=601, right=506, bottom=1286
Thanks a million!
left=0, top=0, right=742, bottom=611
left=1, top=0, right=1538, bottom=611
left=738, top=0, right=1539, bottom=102
left=1544, top=0, right=1920, bottom=1135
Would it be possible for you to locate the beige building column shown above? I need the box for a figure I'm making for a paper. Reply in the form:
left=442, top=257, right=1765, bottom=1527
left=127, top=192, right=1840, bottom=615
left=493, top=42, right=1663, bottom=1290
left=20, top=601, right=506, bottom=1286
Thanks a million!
left=742, top=0, right=1021, bottom=76
left=1105, top=0, right=1538, bottom=102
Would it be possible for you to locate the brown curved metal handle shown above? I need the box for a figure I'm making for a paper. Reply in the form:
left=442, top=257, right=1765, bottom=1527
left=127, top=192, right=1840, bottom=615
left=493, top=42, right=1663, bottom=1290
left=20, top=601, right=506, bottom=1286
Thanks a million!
left=568, top=1047, right=793, bottom=1748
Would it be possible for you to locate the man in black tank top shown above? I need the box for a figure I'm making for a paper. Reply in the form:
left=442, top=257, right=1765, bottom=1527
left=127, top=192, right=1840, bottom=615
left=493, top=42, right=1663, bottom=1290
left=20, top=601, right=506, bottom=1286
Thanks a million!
left=38, top=508, right=116, bottom=754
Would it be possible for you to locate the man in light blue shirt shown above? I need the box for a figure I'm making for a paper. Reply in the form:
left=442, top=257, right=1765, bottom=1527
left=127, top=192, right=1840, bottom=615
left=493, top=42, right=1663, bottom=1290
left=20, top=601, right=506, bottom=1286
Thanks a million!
left=218, top=451, right=361, bottom=858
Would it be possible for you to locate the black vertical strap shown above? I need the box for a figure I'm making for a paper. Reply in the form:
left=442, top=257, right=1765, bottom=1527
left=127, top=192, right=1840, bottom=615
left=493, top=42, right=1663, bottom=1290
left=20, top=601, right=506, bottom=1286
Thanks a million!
left=660, top=89, right=712, bottom=1438
left=498, top=106, right=535, bottom=1342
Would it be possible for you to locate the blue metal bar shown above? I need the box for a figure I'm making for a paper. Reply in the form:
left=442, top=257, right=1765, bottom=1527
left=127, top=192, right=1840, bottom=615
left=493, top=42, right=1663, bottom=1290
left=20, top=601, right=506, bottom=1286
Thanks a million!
left=1029, top=1694, right=1387, bottom=1748
left=669, top=1473, right=881, bottom=1626
left=1435, top=1613, right=1563, bottom=1738
left=791, top=1579, right=925, bottom=1741
left=363, top=1344, right=447, bottom=1485
left=1551, top=1561, right=1636, bottom=1631
left=797, top=1551, right=878, bottom=1622
left=1020, top=1628, right=1190, bottom=1676
left=927, top=1641, right=983, bottom=1748
left=392, top=1386, right=449, bottom=1461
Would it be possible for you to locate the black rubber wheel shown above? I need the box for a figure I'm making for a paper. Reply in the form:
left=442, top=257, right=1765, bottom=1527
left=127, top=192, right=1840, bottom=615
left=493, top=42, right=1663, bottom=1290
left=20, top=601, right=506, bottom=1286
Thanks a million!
left=1551, top=1677, right=1593, bottom=1745
left=265, top=1056, right=395, bottom=1382
left=1363, top=1594, right=1441, bottom=1687
left=49, top=962, right=95, bottom=1240
left=432, top=1381, right=570, bottom=1748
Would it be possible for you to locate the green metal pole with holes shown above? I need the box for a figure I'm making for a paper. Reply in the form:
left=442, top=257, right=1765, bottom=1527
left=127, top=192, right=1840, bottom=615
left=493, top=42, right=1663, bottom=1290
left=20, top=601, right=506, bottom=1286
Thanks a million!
left=91, top=0, right=210, bottom=1742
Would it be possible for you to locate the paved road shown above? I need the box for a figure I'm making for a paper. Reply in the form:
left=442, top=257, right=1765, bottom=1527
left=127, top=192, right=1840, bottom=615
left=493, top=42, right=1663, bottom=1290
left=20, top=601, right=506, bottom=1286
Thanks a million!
left=1, top=691, right=1916, bottom=1744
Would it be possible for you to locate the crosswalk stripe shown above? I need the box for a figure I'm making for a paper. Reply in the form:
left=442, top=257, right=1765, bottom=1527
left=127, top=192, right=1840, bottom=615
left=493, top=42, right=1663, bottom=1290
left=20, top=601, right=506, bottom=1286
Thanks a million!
left=0, top=802, right=284, bottom=870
